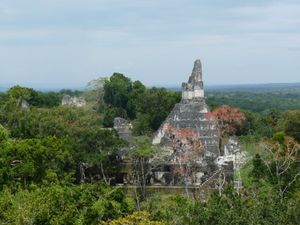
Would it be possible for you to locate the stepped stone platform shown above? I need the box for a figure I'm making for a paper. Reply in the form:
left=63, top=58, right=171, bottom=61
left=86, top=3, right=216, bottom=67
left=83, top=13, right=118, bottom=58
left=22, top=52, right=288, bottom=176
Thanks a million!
left=81, top=60, right=234, bottom=196
left=149, top=59, right=227, bottom=186
left=153, top=60, right=219, bottom=158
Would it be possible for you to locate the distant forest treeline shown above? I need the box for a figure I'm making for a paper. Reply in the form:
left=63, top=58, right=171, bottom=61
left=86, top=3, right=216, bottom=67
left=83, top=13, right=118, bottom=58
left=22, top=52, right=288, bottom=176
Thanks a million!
left=2, top=82, right=300, bottom=114
left=207, top=90, right=300, bottom=114
left=168, top=83, right=300, bottom=114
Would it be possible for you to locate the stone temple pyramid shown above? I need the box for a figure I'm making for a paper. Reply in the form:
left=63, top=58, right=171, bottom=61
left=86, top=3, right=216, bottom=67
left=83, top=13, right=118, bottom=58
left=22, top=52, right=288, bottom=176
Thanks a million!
left=152, top=59, right=220, bottom=160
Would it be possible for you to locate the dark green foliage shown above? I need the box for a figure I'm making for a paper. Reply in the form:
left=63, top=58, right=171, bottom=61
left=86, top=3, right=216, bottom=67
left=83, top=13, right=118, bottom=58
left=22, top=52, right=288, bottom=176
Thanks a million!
left=0, top=124, right=9, bottom=142
left=0, top=92, right=6, bottom=103
left=7, top=85, right=33, bottom=101
left=0, top=183, right=134, bottom=225
left=59, top=89, right=83, bottom=96
left=129, top=87, right=180, bottom=135
left=136, top=87, right=180, bottom=132
left=0, top=77, right=300, bottom=224
left=236, top=110, right=281, bottom=138
left=103, top=107, right=128, bottom=127
left=6, top=85, right=62, bottom=108
left=236, top=111, right=259, bottom=136
left=0, top=94, right=125, bottom=188
left=141, top=189, right=298, bottom=225
left=272, top=131, right=285, bottom=144
left=104, top=73, right=132, bottom=111
left=0, top=136, right=75, bottom=189
left=126, top=80, right=147, bottom=119
left=74, top=127, right=126, bottom=182
left=278, top=110, right=300, bottom=142
left=207, top=90, right=300, bottom=114
left=132, top=114, right=151, bottom=135
left=250, top=136, right=300, bottom=200
left=102, top=73, right=180, bottom=134
left=251, top=154, right=267, bottom=182
left=1, top=106, right=101, bottom=139
left=75, top=127, right=125, bottom=162
left=29, top=91, right=62, bottom=108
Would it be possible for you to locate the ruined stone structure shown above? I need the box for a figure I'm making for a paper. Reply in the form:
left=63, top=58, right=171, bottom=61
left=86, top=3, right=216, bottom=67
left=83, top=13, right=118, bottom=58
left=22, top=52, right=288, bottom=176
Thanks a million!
left=86, top=60, right=237, bottom=196
left=21, top=99, right=29, bottom=109
left=181, top=59, right=204, bottom=100
left=150, top=59, right=227, bottom=186
left=113, top=117, right=133, bottom=144
left=153, top=59, right=219, bottom=157
left=62, top=95, right=86, bottom=107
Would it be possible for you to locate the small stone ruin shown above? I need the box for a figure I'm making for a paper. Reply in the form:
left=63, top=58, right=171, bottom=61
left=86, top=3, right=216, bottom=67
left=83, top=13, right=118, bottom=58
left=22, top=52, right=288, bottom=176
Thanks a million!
left=61, top=95, right=86, bottom=107
left=113, top=117, right=133, bottom=144
left=21, top=99, right=29, bottom=109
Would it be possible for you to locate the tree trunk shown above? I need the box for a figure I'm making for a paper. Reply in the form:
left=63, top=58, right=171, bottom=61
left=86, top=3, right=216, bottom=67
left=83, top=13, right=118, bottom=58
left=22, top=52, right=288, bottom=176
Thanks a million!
left=100, top=162, right=109, bottom=185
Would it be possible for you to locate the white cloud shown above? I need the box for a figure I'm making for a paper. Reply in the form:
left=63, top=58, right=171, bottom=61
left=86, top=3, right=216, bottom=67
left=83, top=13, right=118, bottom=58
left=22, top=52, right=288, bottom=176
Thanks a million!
left=0, top=0, right=299, bottom=86
left=229, top=3, right=300, bottom=32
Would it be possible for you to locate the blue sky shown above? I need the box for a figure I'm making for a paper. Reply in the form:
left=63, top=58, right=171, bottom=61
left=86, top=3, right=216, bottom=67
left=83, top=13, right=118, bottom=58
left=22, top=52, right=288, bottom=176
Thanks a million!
left=0, top=0, right=300, bottom=87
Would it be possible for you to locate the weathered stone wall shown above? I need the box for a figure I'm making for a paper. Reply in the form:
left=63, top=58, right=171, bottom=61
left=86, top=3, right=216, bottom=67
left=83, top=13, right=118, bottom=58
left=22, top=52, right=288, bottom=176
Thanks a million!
left=62, top=95, right=86, bottom=107
left=153, top=59, right=219, bottom=157
left=182, top=59, right=205, bottom=100
left=151, top=59, right=225, bottom=187
left=113, top=117, right=132, bottom=143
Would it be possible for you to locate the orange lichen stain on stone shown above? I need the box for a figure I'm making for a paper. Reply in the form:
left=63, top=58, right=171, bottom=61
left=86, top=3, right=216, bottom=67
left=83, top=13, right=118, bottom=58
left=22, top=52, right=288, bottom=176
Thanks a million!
left=162, top=123, right=198, bottom=139
left=162, top=123, right=173, bottom=130
left=175, top=128, right=197, bottom=139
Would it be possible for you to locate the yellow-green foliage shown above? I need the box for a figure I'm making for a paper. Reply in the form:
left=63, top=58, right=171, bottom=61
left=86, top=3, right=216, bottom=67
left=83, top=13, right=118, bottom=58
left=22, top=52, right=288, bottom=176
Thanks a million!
left=106, top=211, right=164, bottom=225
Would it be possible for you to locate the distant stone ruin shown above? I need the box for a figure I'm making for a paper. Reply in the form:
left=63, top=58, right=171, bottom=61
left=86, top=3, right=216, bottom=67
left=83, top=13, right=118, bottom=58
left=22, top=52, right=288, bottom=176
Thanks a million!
left=21, top=99, right=29, bottom=109
left=61, top=95, right=86, bottom=107
left=113, top=117, right=132, bottom=144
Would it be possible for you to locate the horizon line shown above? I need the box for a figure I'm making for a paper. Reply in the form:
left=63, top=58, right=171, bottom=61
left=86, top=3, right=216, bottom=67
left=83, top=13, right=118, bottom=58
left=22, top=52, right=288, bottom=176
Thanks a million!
left=1, top=81, right=300, bottom=92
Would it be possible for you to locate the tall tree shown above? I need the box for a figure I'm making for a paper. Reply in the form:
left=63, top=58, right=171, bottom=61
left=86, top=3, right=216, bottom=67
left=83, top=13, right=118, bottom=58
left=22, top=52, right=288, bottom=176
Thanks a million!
left=260, top=135, right=300, bottom=199
left=103, top=73, right=132, bottom=109
left=278, top=110, right=300, bottom=142
left=129, top=136, right=158, bottom=201
left=78, top=128, right=126, bottom=185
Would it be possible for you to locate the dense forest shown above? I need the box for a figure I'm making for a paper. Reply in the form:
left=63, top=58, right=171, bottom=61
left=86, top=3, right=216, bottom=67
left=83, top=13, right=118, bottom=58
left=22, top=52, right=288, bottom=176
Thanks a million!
left=0, top=73, right=300, bottom=224
left=206, top=90, right=300, bottom=114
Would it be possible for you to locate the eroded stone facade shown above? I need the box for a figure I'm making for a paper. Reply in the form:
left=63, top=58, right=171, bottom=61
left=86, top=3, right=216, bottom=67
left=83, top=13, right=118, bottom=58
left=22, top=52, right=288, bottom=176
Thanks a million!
left=62, top=95, right=86, bottom=107
left=151, top=59, right=225, bottom=186
left=153, top=60, right=219, bottom=157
